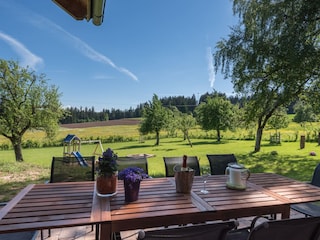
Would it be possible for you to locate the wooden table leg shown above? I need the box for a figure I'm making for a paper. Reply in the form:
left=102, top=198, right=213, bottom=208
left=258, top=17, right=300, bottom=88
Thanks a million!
left=280, top=205, right=291, bottom=219
left=100, top=223, right=112, bottom=240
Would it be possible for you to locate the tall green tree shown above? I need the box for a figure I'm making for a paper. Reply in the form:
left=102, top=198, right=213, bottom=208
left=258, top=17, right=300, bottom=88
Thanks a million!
left=139, top=94, right=169, bottom=145
left=195, top=96, right=235, bottom=142
left=0, top=60, right=64, bottom=161
left=214, top=0, right=320, bottom=152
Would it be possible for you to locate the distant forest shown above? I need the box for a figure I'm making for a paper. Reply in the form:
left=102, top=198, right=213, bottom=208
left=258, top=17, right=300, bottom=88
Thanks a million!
left=60, top=92, right=295, bottom=124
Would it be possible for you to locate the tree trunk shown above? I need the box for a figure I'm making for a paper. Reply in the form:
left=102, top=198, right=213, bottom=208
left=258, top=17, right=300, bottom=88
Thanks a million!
left=185, top=131, right=193, bottom=148
left=12, top=137, right=24, bottom=161
left=217, top=129, right=221, bottom=142
left=254, top=127, right=263, bottom=152
left=155, top=131, right=160, bottom=145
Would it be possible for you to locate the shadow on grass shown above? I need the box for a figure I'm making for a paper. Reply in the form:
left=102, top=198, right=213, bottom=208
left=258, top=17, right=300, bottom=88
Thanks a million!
left=238, top=152, right=318, bottom=181
left=0, top=176, right=48, bottom=202
left=117, top=144, right=154, bottom=150
left=191, top=141, right=227, bottom=146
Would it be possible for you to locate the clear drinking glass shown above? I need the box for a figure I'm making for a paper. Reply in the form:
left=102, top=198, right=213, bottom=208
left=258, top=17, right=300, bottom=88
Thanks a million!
left=201, top=167, right=211, bottom=194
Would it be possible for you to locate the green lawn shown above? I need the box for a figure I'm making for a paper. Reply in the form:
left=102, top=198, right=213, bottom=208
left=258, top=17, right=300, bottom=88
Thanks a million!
left=1, top=137, right=319, bottom=202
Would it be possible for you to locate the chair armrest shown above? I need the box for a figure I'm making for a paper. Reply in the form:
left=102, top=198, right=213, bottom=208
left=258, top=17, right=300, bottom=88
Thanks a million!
left=226, top=216, right=269, bottom=240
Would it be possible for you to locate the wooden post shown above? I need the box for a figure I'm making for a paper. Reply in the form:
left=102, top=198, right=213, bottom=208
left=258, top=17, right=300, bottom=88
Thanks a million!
left=300, top=135, right=305, bottom=149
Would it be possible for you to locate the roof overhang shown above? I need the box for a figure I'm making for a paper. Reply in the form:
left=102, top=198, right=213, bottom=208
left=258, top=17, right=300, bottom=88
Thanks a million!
left=52, top=0, right=106, bottom=26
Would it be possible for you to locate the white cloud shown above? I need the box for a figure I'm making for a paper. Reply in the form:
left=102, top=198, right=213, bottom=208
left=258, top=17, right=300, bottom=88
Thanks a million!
left=30, top=15, right=139, bottom=82
left=0, top=31, right=43, bottom=70
left=207, top=47, right=215, bottom=88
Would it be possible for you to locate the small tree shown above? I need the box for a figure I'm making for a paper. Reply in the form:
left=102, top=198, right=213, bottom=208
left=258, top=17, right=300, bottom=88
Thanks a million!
left=266, top=107, right=290, bottom=134
left=195, top=96, right=235, bottom=142
left=266, top=107, right=289, bottom=144
left=0, top=59, right=64, bottom=161
left=177, top=113, right=196, bottom=147
left=139, top=94, right=169, bottom=145
left=164, top=106, right=179, bottom=137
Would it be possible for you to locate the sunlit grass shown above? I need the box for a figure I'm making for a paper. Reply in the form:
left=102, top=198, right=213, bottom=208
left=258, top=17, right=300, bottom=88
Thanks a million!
left=1, top=119, right=320, bottom=202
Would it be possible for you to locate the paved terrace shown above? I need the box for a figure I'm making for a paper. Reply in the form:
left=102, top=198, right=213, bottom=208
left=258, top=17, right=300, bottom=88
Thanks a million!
left=35, top=210, right=304, bottom=240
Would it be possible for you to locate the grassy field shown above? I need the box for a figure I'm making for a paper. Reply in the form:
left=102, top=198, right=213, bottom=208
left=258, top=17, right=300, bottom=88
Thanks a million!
left=1, top=133, right=320, bottom=202
left=1, top=119, right=320, bottom=202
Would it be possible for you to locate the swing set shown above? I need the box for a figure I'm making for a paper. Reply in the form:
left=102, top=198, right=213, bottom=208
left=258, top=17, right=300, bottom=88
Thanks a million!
left=63, top=134, right=104, bottom=157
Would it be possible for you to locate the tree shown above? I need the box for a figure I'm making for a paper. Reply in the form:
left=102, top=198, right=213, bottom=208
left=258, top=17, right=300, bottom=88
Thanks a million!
left=164, top=106, right=179, bottom=137
left=195, top=96, right=235, bottom=142
left=214, top=0, right=320, bottom=152
left=177, top=113, right=196, bottom=147
left=293, top=100, right=318, bottom=125
left=139, top=94, right=169, bottom=145
left=266, top=107, right=290, bottom=134
left=0, top=60, right=64, bottom=161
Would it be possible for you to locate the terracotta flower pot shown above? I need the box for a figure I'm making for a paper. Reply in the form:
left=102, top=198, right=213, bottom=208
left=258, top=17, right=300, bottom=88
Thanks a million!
left=96, top=173, right=118, bottom=196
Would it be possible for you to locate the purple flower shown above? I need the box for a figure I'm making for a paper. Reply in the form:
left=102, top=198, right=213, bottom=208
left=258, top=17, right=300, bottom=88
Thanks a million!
left=118, top=167, right=148, bottom=183
left=103, top=148, right=114, bottom=158
left=97, top=148, right=118, bottom=176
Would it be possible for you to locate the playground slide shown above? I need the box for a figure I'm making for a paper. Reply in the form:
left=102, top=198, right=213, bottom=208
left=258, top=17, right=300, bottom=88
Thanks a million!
left=72, top=151, right=89, bottom=167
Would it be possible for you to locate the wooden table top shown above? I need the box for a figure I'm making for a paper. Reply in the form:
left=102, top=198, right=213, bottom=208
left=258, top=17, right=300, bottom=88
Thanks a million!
left=1, top=173, right=320, bottom=236
left=110, top=173, right=320, bottom=231
left=0, top=181, right=108, bottom=233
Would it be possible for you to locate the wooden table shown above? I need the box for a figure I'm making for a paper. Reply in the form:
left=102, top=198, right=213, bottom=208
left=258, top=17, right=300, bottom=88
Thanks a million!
left=1, top=173, right=320, bottom=240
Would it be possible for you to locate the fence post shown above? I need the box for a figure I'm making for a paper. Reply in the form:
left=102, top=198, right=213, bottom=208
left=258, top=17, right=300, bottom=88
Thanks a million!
left=300, top=135, right=305, bottom=149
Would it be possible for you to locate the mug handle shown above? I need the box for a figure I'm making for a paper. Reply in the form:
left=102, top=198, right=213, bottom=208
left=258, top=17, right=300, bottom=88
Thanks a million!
left=225, top=167, right=230, bottom=175
left=245, top=169, right=250, bottom=180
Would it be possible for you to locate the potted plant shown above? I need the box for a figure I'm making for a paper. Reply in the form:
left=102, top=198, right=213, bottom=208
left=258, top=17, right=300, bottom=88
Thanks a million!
left=96, top=148, right=118, bottom=196
left=118, top=167, right=148, bottom=202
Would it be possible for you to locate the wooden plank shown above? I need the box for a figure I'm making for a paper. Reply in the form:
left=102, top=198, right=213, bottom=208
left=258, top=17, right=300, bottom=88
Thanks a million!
left=190, top=191, right=215, bottom=211
left=5, top=206, right=92, bottom=218
left=247, top=181, right=291, bottom=203
left=91, top=182, right=111, bottom=222
left=2, top=212, right=90, bottom=225
left=0, top=184, right=34, bottom=220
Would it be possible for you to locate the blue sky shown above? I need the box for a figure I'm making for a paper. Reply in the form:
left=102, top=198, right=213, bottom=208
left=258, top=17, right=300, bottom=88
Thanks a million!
left=0, top=0, right=237, bottom=111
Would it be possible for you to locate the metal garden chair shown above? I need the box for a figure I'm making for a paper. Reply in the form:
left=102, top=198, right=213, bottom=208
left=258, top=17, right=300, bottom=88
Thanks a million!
left=206, top=154, right=237, bottom=175
left=137, top=221, right=237, bottom=240
left=291, top=163, right=320, bottom=217
left=116, top=155, right=149, bottom=175
left=227, top=216, right=320, bottom=240
left=163, top=156, right=200, bottom=177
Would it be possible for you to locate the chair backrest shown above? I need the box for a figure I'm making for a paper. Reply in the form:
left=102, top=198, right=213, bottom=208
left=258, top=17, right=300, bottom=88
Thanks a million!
left=311, top=163, right=320, bottom=187
left=248, top=216, right=320, bottom=240
left=206, top=154, right=237, bottom=175
left=163, top=156, right=200, bottom=177
left=50, top=156, right=95, bottom=183
left=116, top=156, right=148, bottom=174
left=138, top=220, right=237, bottom=240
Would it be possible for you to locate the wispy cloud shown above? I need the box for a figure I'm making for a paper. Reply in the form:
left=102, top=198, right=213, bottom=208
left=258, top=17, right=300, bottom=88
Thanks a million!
left=0, top=31, right=43, bottom=70
left=206, top=47, right=215, bottom=88
left=29, top=15, right=139, bottom=82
